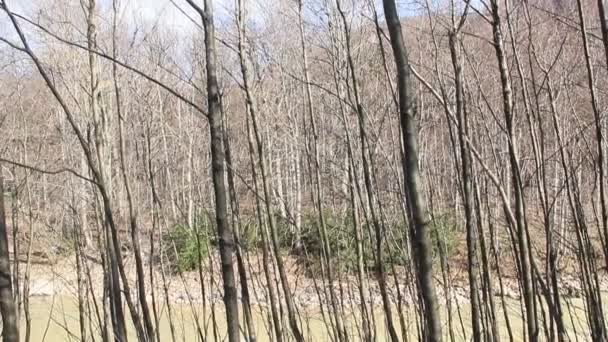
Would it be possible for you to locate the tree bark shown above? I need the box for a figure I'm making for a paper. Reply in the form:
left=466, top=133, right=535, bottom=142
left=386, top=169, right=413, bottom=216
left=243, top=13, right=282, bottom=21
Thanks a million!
left=0, top=173, right=18, bottom=342
left=578, top=0, right=608, bottom=269
left=488, top=1, right=538, bottom=339
left=448, top=26, right=483, bottom=342
left=381, top=1, right=443, bottom=341
left=185, top=1, right=240, bottom=340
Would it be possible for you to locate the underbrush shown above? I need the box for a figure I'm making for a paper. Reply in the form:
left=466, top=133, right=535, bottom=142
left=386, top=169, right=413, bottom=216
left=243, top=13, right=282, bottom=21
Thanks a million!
left=160, top=210, right=461, bottom=276
left=430, top=212, right=460, bottom=259
left=161, top=215, right=212, bottom=273
left=283, top=210, right=461, bottom=275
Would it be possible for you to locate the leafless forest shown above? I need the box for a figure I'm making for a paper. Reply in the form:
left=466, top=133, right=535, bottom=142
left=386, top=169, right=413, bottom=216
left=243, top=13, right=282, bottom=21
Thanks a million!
left=0, top=0, right=607, bottom=341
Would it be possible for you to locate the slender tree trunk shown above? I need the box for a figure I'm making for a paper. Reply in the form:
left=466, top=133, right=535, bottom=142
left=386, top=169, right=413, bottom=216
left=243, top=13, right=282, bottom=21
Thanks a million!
left=85, top=3, right=128, bottom=340
left=382, top=0, right=442, bottom=341
left=448, top=27, right=483, bottom=342
left=245, top=112, right=284, bottom=342
left=234, top=3, right=305, bottom=341
left=0, top=172, right=18, bottom=342
left=185, top=1, right=240, bottom=340
left=577, top=0, right=608, bottom=269
left=224, top=113, right=257, bottom=342
left=110, top=1, right=155, bottom=339
left=597, top=0, right=608, bottom=70
left=299, top=1, right=346, bottom=340
left=488, top=1, right=538, bottom=340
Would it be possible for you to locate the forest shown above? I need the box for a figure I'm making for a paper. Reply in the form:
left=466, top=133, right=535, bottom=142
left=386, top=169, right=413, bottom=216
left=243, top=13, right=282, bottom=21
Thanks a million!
left=0, top=0, right=607, bottom=341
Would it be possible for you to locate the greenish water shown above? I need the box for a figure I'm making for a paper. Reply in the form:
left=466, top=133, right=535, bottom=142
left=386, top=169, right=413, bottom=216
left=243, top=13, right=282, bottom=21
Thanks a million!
left=19, top=295, right=598, bottom=341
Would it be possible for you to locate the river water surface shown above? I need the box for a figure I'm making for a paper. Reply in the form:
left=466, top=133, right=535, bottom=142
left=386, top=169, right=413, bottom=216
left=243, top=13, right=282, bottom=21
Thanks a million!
left=21, top=295, right=599, bottom=341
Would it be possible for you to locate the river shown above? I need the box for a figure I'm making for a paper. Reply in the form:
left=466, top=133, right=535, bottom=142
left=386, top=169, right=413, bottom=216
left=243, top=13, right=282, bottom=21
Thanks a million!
left=19, top=294, right=599, bottom=341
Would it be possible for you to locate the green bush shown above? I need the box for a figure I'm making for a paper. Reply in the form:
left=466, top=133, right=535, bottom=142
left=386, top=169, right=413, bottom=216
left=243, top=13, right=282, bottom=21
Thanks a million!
left=300, top=211, right=351, bottom=255
left=429, top=213, right=460, bottom=259
left=375, top=213, right=460, bottom=267
left=273, top=212, right=302, bottom=250
left=162, top=216, right=211, bottom=273
left=284, top=210, right=413, bottom=275
left=233, top=209, right=429, bottom=275
left=272, top=210, right=348, bottom=271
left=236, top=219, right=261, bottom=251
left=297, top=210, right=354, bottom=274
left=379, top=222, right=410, bottom=267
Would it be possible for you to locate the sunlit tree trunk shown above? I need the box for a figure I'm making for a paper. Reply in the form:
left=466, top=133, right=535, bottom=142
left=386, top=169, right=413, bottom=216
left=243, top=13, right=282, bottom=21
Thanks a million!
left=184, top=0, right=240, bottom=340
left=488, top=1, right=537, bottom=339
left=382, top=0, right=442, bottom=340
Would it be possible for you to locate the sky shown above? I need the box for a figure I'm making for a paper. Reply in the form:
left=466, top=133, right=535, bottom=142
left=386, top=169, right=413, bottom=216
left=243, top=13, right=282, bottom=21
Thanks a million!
left=0, top=0, right=479, bottom=54
left=107, top=0, right=234, bottom=33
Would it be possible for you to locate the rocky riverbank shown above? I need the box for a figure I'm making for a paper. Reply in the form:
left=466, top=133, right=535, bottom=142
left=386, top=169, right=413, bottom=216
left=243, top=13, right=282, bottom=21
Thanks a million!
left=23, top=251, right=608, bottom=311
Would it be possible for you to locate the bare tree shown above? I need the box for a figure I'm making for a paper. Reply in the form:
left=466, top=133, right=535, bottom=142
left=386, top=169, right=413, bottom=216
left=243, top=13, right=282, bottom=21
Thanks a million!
left=1, top=0, right=608, bottom=341
left=382, top=0, right=442, bottom=341
left=0, top=170, right=18, bottom=342
left=184, top=0, right=240, bottom=340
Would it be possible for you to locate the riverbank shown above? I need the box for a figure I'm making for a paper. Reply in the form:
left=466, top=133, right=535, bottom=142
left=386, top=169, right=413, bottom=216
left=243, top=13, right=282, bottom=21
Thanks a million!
left=24, top=250, right=608, bottom=308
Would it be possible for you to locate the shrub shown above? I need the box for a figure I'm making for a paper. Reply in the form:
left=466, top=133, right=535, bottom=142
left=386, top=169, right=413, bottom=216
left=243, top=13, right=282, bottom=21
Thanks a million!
left=379, top=222, right=410, bottom=267
left=288, top=210, right=408, bottom=275
left=238, top=209, right=423, bottom=275
left=429, top=213, right=460, bottom=259
left=273, top=210, right=348, bottom=272
left=236, top=219, right=260, bottom=251
left=162, top=216, right=211, bottom=273
left=299, top=211, right=351, bottom=256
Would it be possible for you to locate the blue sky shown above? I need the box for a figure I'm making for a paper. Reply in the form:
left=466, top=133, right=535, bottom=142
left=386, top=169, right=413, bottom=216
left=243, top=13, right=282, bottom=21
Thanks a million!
left=1, top=0, right=478, bottom=47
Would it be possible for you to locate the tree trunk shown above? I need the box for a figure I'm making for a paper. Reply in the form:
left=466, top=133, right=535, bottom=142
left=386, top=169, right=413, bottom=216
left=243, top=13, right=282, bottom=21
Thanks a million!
left=185, top=1, right=240, bottom=340
left=0, top=173, right=18, bottom=342
left=489, top=1, right=537, bottom=339
left=448, top=27, right=483, bottom=342
left=381, top=1, right=443, bottom=341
